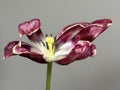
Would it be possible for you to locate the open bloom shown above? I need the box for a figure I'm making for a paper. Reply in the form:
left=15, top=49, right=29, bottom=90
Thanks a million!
left=4, top=19, right=112, bottom=65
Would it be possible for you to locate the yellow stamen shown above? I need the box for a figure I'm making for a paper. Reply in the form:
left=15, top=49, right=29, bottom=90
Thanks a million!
left=45, top=35, right=55, bottom=61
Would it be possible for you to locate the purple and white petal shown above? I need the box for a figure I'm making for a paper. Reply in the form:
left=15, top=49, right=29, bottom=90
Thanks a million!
left=18, top=19, right=41, bottom=36
left=4, top=41, right=47, bottom=63
left=75, top=41, right=96, bottom=60
left=72, top=19, right=112, bottom=43
left=53, top=41, right=74, bottom=61
left=56, top=22, right=90, bottom=44
left=55, top=41, right=96, bottom=65
left=18, top=19, right=44, bottom=43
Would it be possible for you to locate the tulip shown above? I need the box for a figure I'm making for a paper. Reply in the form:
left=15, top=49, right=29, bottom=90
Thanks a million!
left=4, top=18, right=112, bottom=90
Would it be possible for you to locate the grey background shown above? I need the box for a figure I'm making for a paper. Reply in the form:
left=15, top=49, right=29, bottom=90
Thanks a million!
left=0, top=0, right=119, bottom=90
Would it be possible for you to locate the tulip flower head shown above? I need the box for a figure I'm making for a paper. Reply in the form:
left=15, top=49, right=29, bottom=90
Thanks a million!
left=4, top=19, right=112, bottom=65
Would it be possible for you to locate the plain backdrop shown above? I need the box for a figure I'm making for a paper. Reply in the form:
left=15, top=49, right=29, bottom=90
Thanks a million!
left=0, top=0, right=120, bottom=90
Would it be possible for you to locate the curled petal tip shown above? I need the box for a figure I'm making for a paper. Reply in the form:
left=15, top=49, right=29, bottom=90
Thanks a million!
left=3, top=55, right=9, bottom=60
left=18, top=41, right=21, bottom=47
left=105, top=19, right=112, bottom=27
left=19, top=34, right=22, bottom=37
left=92, top=49, right=97, bottom=57
left=107, top=22, right=112, bottom=27
left=18, top=18, right=41, bottom=36
left=3, top=56, right=6, bottom=59
left=92, top=19, right=112, bottom=26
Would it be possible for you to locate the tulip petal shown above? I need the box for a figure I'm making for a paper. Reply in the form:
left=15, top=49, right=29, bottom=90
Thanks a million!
left=56, top=22, right=90, bottom=44
left=27, top=29, right=44, bottom=43
left=18, top=19, right=44, bottom=43
left=4, top=41, right=47, bottom=63
left=55, top=41, right=96, bottom=65
left=72, top=19, right=112, bottom=42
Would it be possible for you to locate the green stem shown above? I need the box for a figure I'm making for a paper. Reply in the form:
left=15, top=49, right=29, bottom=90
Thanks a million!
left=46, top=62, right=53, bottom=90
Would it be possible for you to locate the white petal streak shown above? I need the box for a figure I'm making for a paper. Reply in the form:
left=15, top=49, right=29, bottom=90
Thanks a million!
left=13, top=45, right=21, bottom=54
left=54, top=41, right=74, bottom=60
left=32, top=42, right=45, bottom=54
left=66, top=23, right=85, bottom=31
left=58, top=41, right=73, bottom=50
left=92, top=23, right=103, bottom=27
left=77, top=40, right=90, bottom=45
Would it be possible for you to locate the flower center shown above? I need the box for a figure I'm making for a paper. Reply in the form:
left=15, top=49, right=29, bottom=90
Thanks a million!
left=44, top=34, right=55, bottom=62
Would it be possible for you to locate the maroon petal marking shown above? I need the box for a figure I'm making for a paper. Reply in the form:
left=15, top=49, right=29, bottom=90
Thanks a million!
left=72, top=19, right=112, bottom=43
left=18, top=19, right=43, bottom=43
left=75, top=42, right=96, bottom=60
left=4, top=41, right=19, bottom=59
left=20, top=53, right=47, bottom=64
left=4, top=41, right=47, bottom=64
left=56, top=22, right=90, bottom=44
left=55, top=41, right=96, bottom=65
left=27, top=28, right=43, bottom=43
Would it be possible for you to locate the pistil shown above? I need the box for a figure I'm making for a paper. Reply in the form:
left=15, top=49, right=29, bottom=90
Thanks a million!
left=44, top=35, right=55, bottom=61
